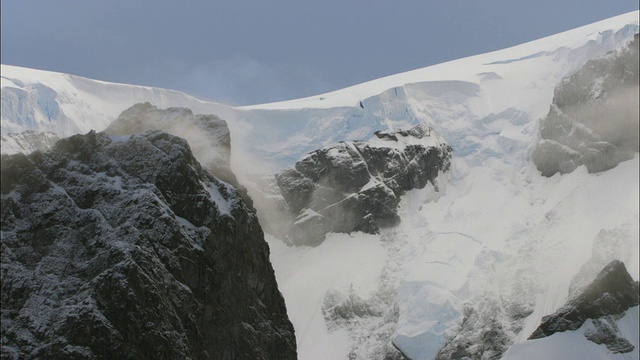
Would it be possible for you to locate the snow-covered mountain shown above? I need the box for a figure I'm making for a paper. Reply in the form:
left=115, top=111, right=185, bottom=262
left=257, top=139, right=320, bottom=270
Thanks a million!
left=2, top=10, right=639, bottom=360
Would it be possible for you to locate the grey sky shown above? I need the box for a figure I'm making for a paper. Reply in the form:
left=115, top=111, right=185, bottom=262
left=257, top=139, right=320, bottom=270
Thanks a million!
left=1, top=1, right=638, bottom=105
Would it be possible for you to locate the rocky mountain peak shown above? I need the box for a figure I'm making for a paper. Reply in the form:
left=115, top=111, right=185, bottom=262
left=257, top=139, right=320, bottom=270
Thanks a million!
left=1, top=130, right=296, bottom=359
left=529, top=260, right=639, bottom=353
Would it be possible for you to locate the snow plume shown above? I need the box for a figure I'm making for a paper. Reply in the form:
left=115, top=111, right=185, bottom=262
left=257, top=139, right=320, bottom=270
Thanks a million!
left=104, top=102, right=237, bottom=186
left=566, top=84, right=639, bottom=152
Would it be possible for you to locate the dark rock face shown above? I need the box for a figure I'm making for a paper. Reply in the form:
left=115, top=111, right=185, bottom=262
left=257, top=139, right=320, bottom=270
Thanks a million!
left=529, top=260, right=639, bottom=352
left=533, top=34, right=639, bottom=176
left=275, top=124, right=452, bottom=245
left=1, top=131, right=296, bottom=359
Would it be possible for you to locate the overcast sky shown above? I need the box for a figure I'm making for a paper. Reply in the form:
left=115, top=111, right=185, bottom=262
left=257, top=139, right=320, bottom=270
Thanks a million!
left=1, top=1, right=638, bottom=105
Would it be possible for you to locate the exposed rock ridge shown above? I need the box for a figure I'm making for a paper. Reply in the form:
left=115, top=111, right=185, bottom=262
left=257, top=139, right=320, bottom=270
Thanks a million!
left=529, top=260, right=639, bottom=352
left=1, top=130, right=296, bottom=359
left=533, top=33, right=639, bottom=176
left=275, top=124, right=452, bottom=245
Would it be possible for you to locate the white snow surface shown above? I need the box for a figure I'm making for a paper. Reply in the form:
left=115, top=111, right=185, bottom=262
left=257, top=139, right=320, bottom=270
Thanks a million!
left=201, top=180, right=237, bottom=217
left=2, top=11, right=639, bottom=360
left=241, top=11, right=637, bottom=111
left=0, top=65, right=234, bottom=137
left=266, top=232, right=387, bottom=359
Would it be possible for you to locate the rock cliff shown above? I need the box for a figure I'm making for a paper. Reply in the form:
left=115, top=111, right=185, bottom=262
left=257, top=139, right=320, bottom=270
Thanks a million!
left=1, top=130, right=296, bottom=359
left=275, top=124, right=452, bottom=245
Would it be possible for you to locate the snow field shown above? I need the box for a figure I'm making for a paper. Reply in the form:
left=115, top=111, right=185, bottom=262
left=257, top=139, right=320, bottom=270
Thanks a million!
left=257, top=14, right=638, bottom=357
left=266, top=233, right=386, bottom=359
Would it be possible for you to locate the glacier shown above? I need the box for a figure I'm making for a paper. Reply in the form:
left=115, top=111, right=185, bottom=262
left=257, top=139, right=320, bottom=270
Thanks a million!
left=1, top=10, right=639, bottom=360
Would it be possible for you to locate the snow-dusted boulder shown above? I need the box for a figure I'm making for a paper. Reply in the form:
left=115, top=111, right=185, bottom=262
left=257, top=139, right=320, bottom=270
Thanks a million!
left=529, top=260, right=639, bottom=352
left=0, top=131, right=296, bottom=359
left=276, top=124, right=452, bottom=245
left=533, top=33, right=639, bottom=176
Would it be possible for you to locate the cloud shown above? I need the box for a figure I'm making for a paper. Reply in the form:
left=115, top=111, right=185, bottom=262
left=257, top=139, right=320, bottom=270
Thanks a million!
left=185, top=55, right=333, bottom=106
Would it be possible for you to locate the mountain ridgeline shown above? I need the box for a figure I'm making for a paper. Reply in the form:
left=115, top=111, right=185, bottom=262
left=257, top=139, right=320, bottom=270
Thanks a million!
left=0, top=131, right=296, bottom=359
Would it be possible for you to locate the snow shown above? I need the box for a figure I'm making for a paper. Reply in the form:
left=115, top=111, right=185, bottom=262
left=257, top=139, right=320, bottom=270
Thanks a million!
left=266, top=232, right=387, bottom=360
left=254, top=12, right=639, bottom=358
left=201, top=180, right=236, bottom=217
left=294, top=208, right=322, bottom=225
left=389, top=153, right=638, bottom=359
left=1, top=131, right=59, bottom=155
left=241, top=12, right=638, bottom=111
left=1, top=64, right=234, bottom=137
left=366, top=127, right=444, bottom=153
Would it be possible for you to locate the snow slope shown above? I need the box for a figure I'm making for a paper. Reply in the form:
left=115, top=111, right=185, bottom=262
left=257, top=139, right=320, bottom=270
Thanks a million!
left=238, top=11, right=639, bottom=359
left=0, top=65, right=233, bottom=138
left=2, top=10, right=639, bottom=360
left=241, top=12, right=637, bottom=111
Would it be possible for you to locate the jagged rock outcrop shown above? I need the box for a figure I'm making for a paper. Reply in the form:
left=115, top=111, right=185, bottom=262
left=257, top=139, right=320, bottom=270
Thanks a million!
left=529, top=260, right=639, bottom=352
left=105, top=102, right=236, bottom=187
left=1, top=130, right=60, bottom=155
left=275, top=124, right=452, bottom=245
left=583, top=316, right=635, bottom=354
left=533, top=33, right=639, bottom=176
left=435, top=298, right=529, bottom=360
left=0, top=130, right=296, bottom=359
